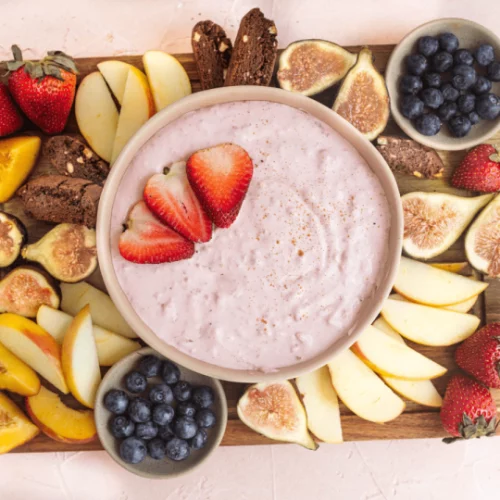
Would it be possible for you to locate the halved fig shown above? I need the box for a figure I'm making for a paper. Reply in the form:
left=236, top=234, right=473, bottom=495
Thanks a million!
left=21, top=224, right=97, bottom=283
left=0, top=266, right=60, bottom=317
left=237, top=380, right=317, bottom=450
left=402, top=192, right=493, bottom=259
left=465, top=195, right=500, bottom=277
left=0, top=211, right=27, bottom=268
left=332, top=48, right=389, bottom=141
left=277, top=40, right=356, bottom=96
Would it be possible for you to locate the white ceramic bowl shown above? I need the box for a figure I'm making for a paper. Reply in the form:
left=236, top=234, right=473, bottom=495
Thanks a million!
left=97, top=86, right=403, bottom=383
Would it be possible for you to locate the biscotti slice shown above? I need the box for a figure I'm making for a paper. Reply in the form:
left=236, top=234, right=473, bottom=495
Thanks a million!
left=224, top=8, right=278, bottom=87
left=192, top=20, right=232, bottom=90
left=43, top=135, right=110, bottom=185
left=17, top=175, right=102, bottom=228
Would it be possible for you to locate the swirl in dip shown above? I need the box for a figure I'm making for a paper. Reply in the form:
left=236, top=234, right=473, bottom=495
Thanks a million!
left=111, top=101, right=391, bottom=372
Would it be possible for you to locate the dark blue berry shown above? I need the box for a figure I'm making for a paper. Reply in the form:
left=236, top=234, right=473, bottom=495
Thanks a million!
left=135, top=421, right=158, bottom=440
left=173, top=381, right=192, bottom=402
left=109, top=415, right=135, bottom=439
left=173, top=416, right=198, bottom=439
left=177, top=402, right=197, bottom=418
left=453, top=49, right=474, bottom=66
left=127, top=397, right=151, bottom=423
left=423, top=72, right=441, bottom=88
left=417, top=36, right=439, bottom=57
left=195, top=408, right=217, bottom=429
left=400, top=74, right=423, bottom=94
left=448, top=115, right=472, bottom=137
left=152, top=404, right=175, bottom=426
left=439, top=33, right=459, bottom=53
left=421, top=88, right=444, bottom=109
left=162, top=360, right=181, bottom=385
left=149, top=384, right=174, bottom=405
left=158, top=424, right=175, bottom=441
left=104, top=389, right=129, bottom=415
left=406, top=54, right=428, bottom=76
left=166, top=438, right=190, bottom=461
left=125, top=371, right=147, bottom=394
left=415, top=114, right=442, bottom=136
left=475, top=93, right=500, bottom=120
left=190, top=429, right=208, bottom=450
left=138, top=355, right=163, bottom=378
left=468, top=111, right=480, bottom=125
left=473, top=76, right=492, bottom=95
left=457, top=93, right=476, bottom=114
left=432, top=51, right=454, bottom=72
left=487, top=61, right=500, bottom=82
left=475, top=44, right=495, bottom=66
left=441, top=83, right=460, bottom=102
left=400, top=95, right=424, bottom=119
left=148, top=438, right=167, bottom=460
left=120, top=437, right=147, bottom=464
left=451, top=65, right=477, bottom=90
left=192, top=386, right=214, bottom=409
left=437, top=102, right=458, bottom=122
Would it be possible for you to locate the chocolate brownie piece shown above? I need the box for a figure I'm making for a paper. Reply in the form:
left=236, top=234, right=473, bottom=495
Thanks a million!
left=192, top=20, right=232, bottom=90
left=224, top=8, right=278, bottom=87
left=17, top=175, right=102, bottom=228
left=43, top=135, right=110, bottom=185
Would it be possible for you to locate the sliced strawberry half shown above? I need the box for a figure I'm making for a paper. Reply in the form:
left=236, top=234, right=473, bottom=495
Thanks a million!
left=144, top=161, right=212, bottom=243
left=186, top=143, right=253, bottom=228
left=119, top=201, right=194, bottom=264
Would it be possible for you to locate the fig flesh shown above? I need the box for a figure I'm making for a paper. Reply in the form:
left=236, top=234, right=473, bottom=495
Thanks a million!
left=22, top=224, right=97, bottom=283
left=332, top=48, right=389, bottom=140
left=237, top=380, right=317, bottom=450
left=277, top=40, right=356, bottom=96
left=0, top=266, right=60, bottom=317
left=0, top=211, right=27, bottom=268
left=402, top=192, right=493, bottom=259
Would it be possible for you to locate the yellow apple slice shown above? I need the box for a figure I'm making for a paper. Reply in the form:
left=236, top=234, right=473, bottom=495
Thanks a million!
left=295, top=366, right=343, bottom=444
left=381, top=377, right=443, bottom=408
left=327, top=349, right=405, bottom=423
left=62, top=305, right=101, bottom=408
left=143, top=51, right=192, bottom=112
left=0, top=342, right=40, bottom=396
left=0, top=313, right=68, bottom=393
left=381, top=299, right=479, bottom=346
left=372, top=317, right=405, bottom=343
left=97, top=60, right=134, bottom=104
left=430, top=262, right=468, bottom=273
left=75, top=71, right=119, bottom=163
left=390, top=291, right=478, bottom=315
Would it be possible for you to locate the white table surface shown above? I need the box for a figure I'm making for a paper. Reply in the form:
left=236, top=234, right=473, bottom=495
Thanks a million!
left=0, top=1, right=499, bottom=499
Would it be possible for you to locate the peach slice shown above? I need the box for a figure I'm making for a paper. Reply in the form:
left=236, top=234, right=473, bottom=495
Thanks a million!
left=25, top=386, right=96, bottom=443
left=0, top=342, right=40, bottom=396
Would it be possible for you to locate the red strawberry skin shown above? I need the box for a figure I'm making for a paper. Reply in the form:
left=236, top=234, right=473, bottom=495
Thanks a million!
left=144, top=161, right=212, bottom=243
left=455, top=323, right=500, bottom=388
left=440, top=374, right=497, bottom=438
left=0, top=82, right=23, bottom=137
left=451, top=144, right=500, bottom=192
left=186, top=143, right=253, bottom=228
left=119, top=201, right=194, bottom=264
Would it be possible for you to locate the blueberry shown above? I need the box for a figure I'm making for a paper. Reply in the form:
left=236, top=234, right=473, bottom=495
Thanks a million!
left=138, top=355, right=163, bottom=378
left=415, top=114, right=442, bottom=136
left=148, top=438, right=167, bottom=460
left=437, top=102, right=458, bottom=122
left=453, top=49, right=474, bottom=66
left=451, top=65, right=477, bottom=90
left=109, top=415, right=135, bottom=439
left=104, top=389, right=129, bottom=415
left=441, top=83, right=460, bottom=102
left=423, top=72, right=441, bottom=88
left=135, top=421, right=158, bottom=440
left=417, top=36, right=439, bottom=57
left=399, top=74, right=423, bottom=94
left=475, top=44, right=495, bottom=66
left=468, top=111, right=480, bottom=125
left=421, top=88, right=444, bottom=110
left=448, top=115, right=472, bottom=137
left=177, top=402, right=197, bottom=418
left=439, top=32, right=459, bottom=53
left=125, top=371, right=147, bottom=394
left=173, top=381, right=192, bottom=402
left=173, top=416, right=198, bottom=439
left=475, top=93, right=500, bottom=120
left=162, top=360, right=181, bottom=385
left=473, top=76, right=492, bottom=95
left=192, top=386, right=214, bottom=409
left=190, top=429, right=208, bottom=450
left=166, top=437, right=190, bottom=461
left=406, top=54, right=428, bottom=76
left=195, top=408, right=217, bottom=429
left=432, top=51, right=454, bottom=72
left=158, top=424, right=175, bottom=441
left=127, top=397, right=151, bottom=423
left=149, top=384, right=174, bottom=405
left=487, top=61, right=500, bottom=82
left=119, top=437, right=147, bottom=464
left=457, top=93, right=476, bottom=114
left=400, top=95, right=424, bottom=119
left=152, top=404, right=175, bottom=426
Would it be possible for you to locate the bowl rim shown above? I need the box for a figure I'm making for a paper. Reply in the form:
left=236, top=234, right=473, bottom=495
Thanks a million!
left=96, top=85, right=403, bottom=383
left=386, top=17, right=500, bottom=151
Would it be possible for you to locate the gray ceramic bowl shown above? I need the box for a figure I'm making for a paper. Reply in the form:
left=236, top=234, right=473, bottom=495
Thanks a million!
left=95, top=347, right=227, bottom=479
left=386, top=18, right=500, bottom=151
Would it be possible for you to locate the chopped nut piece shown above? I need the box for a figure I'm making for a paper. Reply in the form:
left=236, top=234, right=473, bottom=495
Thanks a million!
left=82, top=147, right=93, bottom=159
left=219, top=41, right=229, bottom=52
left=76, top=156, right=84, bottom=164
left=66, top=162, right=74, bottom=173
left=242, top=35, right=249, bottom=42
left=193, top=31, right=201, bottom=42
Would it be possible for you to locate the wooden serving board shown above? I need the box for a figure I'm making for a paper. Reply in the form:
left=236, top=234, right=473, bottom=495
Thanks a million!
left=4, top=44, right=500, bottom=453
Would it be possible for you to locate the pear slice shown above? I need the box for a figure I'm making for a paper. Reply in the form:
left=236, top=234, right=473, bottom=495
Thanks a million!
left=332, top=47, right=389, bottom=140
left=237, top=381, right=317, bottom=450
left=402, top=192, right=493, bottom=259
left=430, top=262, right=468, bottom=273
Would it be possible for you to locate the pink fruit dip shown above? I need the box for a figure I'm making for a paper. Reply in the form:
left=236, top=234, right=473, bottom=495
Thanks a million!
left=110, top=100, right=391, bottom=372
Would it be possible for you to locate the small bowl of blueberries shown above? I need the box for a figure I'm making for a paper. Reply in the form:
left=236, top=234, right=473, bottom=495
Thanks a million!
left=95, top=347, right=227, bottom=478
left=386, top=18, right=500, bottom=150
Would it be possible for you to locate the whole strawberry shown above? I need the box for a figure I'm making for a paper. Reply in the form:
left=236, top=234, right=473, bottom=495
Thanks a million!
left=7, top=45, right=78, bottom=134
left=0, top=82, right=23, bottom=136
left=441, top=374, right=497, bottom=442
left=455, top=323, right=500, bottom=388
left=451, top=144, right=500, bottom=192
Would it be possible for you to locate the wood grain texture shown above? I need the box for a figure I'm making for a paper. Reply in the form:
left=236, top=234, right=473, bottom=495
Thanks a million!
left=2, top=45, right=500, bottom=453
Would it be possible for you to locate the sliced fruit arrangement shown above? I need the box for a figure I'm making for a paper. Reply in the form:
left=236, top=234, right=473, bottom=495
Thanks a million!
left=0, top=211, right=27, bottom=268
left=0, top=342, right=40, bottom=396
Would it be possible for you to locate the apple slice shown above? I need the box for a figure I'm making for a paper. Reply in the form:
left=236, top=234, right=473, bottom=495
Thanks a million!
left=62, top=305, right=101, bottom=408
left=394, top=257, right=487, bottom=306
left=26, top=386, right=96, bottom=443
left=0, top=392, right=39, bottom=454
left=295, top=366, right=343, bottom=443
left=0, top=342, right=40, bottom=396
left=75, top=71, right=119, bottom=162
left=381, top=377, right=443, bottom=408
left=97, top=60, right=134, bottom=104
left=430, top=262, right=468, bottom=273
left=0, top=313, right=68, bottom=393
left=143, top=51, right=192, bottom=112
left=327, top=349, right=405, bottom=423
left=372, top=317, right=405, bottom=343
left=390, top=291, right=478, bottom=315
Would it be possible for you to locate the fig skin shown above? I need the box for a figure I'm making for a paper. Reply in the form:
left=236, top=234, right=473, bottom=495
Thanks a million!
left=0, top=211, right=27, bottom=269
